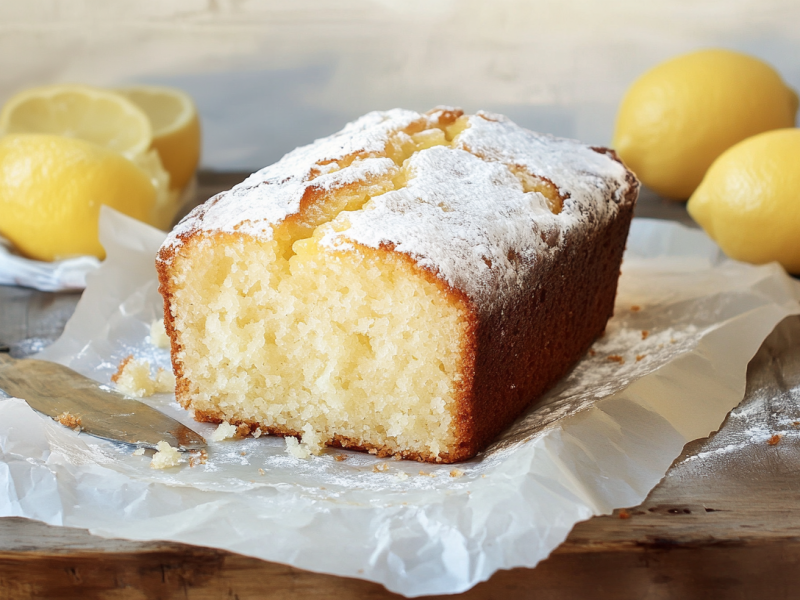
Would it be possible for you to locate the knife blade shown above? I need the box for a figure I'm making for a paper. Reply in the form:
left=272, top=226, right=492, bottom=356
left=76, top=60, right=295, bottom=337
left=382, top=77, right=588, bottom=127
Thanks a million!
left=0, top=353, right=205, bottom=451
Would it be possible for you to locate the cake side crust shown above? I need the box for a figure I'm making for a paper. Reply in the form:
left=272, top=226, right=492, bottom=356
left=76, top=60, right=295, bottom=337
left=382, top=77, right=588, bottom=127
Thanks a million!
left=461, top=179, right=638, bottom=458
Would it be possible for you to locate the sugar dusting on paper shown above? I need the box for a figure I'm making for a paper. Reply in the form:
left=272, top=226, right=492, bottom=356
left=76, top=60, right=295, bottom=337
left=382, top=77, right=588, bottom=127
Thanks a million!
left=677, top=317, right=800, bottom=473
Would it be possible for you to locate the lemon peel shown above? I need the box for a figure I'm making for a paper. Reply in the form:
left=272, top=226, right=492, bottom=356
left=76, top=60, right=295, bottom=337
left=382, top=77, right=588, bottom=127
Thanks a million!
left=0, top=134, right=156, bottom=261
left=116, top=85, right=201, bottom=190
left=613, top=49, right=798, bottom=200
left=688, top=128, right=800, bottom=274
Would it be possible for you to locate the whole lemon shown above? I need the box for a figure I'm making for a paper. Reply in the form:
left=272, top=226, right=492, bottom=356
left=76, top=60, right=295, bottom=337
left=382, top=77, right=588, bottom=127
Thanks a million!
left=613, top=49, right=798, bottom=200
left=687, top=128, right=800, bottom=274
left=0, top=134, right=156, bottom=261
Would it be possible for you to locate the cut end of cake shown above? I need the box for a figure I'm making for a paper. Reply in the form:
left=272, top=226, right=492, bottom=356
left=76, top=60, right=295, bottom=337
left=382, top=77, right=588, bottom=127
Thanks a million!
left=166, top=230, right=472, bottom=461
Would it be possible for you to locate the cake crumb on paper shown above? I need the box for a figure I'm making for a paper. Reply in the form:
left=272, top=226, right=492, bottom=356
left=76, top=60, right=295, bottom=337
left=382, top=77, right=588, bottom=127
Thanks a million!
left=395, top=471, right=409, bottom=480
left=55, top=411, right=82, bottom=431
left=418, top=471, right=436, bottom=478
left=211, top=422, right=238, bottom=442
left=258, top=468, right=265, bottom=476
left=150, top=319, right=171, bottom=349
left=767, top=434, right=782, bottom=446
left=607, top=354, right=625, bottom=364
left=373, top=463, right=389, bottom=473
left=112, top=355, right=175, bottom=397
left=300, top=426, right=325, bottom=456
left=285, top=436, right=311, bottom=459
left=284, top=427, right=325, bottom=459
left=112, top=355, right=153, bottom=397
left=132, top=448, right=145, bottom=456
left=334, top=454, right=347, bottom=462
left=150, top=441, right=182, bottom=469
left=630, top=305, right=641, bottom=312
left=636, top=354, right=647, bottom=362
left=641, top=330, right=650, bottom=340
left=189, top=449, right=208, bottom=468
left=449, top=469, right=464, bottom=478
left=154, top=368, right=176, bottom=393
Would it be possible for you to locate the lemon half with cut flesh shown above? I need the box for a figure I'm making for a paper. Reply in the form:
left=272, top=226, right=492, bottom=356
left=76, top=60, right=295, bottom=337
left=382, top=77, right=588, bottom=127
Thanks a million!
left=116, top=85, right=201, bottom=190
left=0, top=84, right=153, bottom=159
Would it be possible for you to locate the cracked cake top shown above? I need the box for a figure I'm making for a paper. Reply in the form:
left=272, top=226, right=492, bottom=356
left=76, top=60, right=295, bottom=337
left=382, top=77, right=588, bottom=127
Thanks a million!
left=159, top=107, right=638, bottom=310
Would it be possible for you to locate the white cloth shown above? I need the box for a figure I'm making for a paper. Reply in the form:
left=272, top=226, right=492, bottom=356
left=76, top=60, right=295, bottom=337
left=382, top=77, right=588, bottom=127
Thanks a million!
left=0, top=236, right=100, bottom=291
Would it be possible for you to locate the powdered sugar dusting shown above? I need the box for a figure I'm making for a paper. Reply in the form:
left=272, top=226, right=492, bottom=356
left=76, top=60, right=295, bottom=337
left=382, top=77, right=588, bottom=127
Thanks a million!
left=677, top=321, right=800, bottom=470
left=162, top=108, right=422, bottom=249
left=160, top=108, right=635, bottom=301
left=456, top=112, right=629, bottom=203
left=320, top=145, right=562, bottom=307
left=317, top=112, right=634, bottom=310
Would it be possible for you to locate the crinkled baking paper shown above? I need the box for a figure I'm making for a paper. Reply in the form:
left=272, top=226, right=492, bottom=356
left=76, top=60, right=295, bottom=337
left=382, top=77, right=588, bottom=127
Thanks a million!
left=1, top=207, right=798, bottom=597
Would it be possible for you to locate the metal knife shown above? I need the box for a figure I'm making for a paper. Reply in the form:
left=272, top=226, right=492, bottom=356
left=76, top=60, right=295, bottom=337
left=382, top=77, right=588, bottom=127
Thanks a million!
left=0, top=353, right=205, bottom=451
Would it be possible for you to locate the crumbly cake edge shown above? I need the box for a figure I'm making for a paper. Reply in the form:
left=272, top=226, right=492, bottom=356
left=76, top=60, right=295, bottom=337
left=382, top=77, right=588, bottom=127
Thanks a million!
left=156, top=234, right=480, bottom=464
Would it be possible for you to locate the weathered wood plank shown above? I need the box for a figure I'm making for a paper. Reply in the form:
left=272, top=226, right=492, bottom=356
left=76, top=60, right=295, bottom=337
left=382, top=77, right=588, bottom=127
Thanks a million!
left=2, top=520, right=799, bottom=599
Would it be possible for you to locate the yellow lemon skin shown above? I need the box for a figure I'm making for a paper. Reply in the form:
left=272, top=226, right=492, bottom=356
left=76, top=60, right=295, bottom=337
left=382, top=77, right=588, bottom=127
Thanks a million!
left=0, top=134, right=156, bottom=261
left=688, top=128, right=800, bottom=274
left=613, top=49, right=798, bottom=200
left=151, top=111, right=200, bottom=190
left=116, top=86, right=201, bottom=190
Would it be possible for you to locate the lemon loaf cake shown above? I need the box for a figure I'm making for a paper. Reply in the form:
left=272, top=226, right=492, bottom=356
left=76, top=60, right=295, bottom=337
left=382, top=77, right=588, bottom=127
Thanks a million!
left=157, top=108, right=638, bottom=463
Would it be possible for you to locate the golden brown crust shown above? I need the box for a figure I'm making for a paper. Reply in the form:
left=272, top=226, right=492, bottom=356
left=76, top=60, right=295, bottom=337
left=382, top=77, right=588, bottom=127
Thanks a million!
left=454, top=178, right=638, bottom=460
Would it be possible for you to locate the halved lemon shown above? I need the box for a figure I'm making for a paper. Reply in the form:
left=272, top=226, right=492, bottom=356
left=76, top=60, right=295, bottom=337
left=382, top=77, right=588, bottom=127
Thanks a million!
left=0, top=84, right=152, bottom=159
left=116, top=85, right=201, bottom=190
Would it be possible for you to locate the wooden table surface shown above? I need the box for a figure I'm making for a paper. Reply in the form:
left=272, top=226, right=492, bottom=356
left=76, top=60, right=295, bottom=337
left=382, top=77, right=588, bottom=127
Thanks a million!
left=1, top=173, right=799, bottom=600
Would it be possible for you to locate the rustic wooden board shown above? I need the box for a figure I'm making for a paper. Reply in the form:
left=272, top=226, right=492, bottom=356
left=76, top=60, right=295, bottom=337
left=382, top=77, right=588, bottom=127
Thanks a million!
left=1, top=173, right=798, bottom=599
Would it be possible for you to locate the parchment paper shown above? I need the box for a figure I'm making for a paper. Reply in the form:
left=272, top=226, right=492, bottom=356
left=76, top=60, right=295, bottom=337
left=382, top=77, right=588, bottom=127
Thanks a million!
left=1, top=207, right=798, bottom=597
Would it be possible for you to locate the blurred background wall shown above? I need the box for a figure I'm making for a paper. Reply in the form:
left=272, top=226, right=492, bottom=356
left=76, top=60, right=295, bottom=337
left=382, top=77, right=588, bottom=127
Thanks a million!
left=2, top=0, right=799, bottom=171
